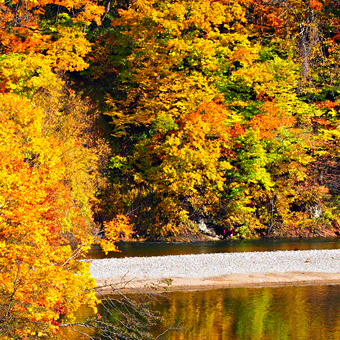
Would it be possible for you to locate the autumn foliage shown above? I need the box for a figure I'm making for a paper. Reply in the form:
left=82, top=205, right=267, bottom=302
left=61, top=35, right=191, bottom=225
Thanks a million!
left=3, top=0, right=340, bottom=337
left=0, top=0, right=130, bottom=337
left=90, top=0, right=340, bottom=240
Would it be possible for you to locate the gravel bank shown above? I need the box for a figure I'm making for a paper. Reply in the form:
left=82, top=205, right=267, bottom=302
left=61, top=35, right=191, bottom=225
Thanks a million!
left=90, top=249, right=340, bottom=292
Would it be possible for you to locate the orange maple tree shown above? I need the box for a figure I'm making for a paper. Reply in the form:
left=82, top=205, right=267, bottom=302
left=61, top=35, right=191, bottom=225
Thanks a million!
left=0, top=0, right=134, bottom=336
left=0, top=92, right=97, bottom=338
left=0, top=88, right=133, bottom=338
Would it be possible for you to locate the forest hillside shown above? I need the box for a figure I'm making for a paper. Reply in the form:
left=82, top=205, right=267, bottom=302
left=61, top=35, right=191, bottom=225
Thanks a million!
left=81, top=0, right=340, bottom=240
left=2, top=0, right=340, bottom=337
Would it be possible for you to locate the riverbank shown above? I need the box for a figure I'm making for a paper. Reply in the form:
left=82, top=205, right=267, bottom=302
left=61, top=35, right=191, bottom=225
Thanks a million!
left=89, top=249, right=340, bottom=294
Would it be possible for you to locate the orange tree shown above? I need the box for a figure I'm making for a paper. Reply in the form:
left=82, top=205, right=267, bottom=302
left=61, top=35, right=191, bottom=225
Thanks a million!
left=0, top=89, right=134, bottom=338
left=0, top=0, right=136, bottom=337
left=0, top=92, right=97, bottom=338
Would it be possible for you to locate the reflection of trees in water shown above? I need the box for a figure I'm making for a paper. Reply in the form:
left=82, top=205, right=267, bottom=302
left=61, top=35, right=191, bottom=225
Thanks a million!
left=61, top=286, right=162, bottom=340
left=152, top=285, right=340, bottom=340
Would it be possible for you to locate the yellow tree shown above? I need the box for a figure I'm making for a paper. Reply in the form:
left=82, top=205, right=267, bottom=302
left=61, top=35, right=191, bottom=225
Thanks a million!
left=0, top=0, right=135, bottom=336
left=103, top=0, right=258, bottom=238
left=0, top=93, right=99, bottom=338
left=0, top=87, right=134, bottom=338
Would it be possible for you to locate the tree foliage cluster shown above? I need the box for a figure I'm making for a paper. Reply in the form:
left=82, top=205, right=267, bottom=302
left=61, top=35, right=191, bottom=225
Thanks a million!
left=79, top=0, right=340, bottom=240
left=0, top=0, right=134, bottom=338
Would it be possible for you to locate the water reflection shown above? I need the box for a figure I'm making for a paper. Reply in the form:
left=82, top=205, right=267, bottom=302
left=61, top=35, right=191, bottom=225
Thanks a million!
left=61, top=305, right=96, bottom=339
left=87, top=237, right=340, bottom=259
left=151, top=285, right=340, bottom=340
left=70, top=285, right=340, bottom=339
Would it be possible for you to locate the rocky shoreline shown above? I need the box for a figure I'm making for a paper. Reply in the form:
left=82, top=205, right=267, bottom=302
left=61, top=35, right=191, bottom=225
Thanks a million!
left=90, top=249, right=340, bottom=293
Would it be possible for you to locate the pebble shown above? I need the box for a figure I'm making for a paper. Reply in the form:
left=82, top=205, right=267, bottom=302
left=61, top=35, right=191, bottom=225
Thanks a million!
left=89, top=249, right=340, bottom=281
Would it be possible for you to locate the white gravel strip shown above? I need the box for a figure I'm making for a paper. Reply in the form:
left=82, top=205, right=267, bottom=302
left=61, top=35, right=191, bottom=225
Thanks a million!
left=90, top=249, right=340, bottom=281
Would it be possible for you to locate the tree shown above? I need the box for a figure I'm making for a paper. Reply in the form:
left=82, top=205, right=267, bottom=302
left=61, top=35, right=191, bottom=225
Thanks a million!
left=96, top=0, right=260, bottom=238
left=0, top=0, right=137, bottom=335
left=0, top=92, right=99, bottom=338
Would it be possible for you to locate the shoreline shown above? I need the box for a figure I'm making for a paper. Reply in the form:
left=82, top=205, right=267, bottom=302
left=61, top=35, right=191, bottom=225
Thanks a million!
left=90, top=249, right=340, bottom=294
left=95, top=272, right=340, bottom=295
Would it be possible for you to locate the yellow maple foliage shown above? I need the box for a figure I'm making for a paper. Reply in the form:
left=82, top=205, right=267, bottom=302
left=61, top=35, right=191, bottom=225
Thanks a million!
left=0, top=0, right=104, bottom=95
left=100, top=215, right=133, bottom=254
left=108, top=0, right=254, bottom=135
left=104, top=0, right=258, bottom=237
left=0, top=93, right=99, bottom=338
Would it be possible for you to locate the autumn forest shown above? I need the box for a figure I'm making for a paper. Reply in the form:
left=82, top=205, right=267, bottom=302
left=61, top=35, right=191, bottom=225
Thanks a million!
left=2, top=0, right=340, bottom=338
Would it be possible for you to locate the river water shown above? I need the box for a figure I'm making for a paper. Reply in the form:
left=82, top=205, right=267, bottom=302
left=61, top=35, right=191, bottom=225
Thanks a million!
left=71, top=284, right=340, bottom=339
left=87, top=237, right=340, bottom=259
left=71, top=238, right=340, bottom=339
left=150, top=285, right=340, bottom=340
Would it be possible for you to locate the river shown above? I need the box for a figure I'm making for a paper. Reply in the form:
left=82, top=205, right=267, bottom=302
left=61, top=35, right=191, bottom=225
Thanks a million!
left=70, top=284, right=340, bottom=339
left=149, top=285, right=340, bottom=339
left=69, top=238, right=340, bottom=339
left=87, top=237, right=340, bottom=259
